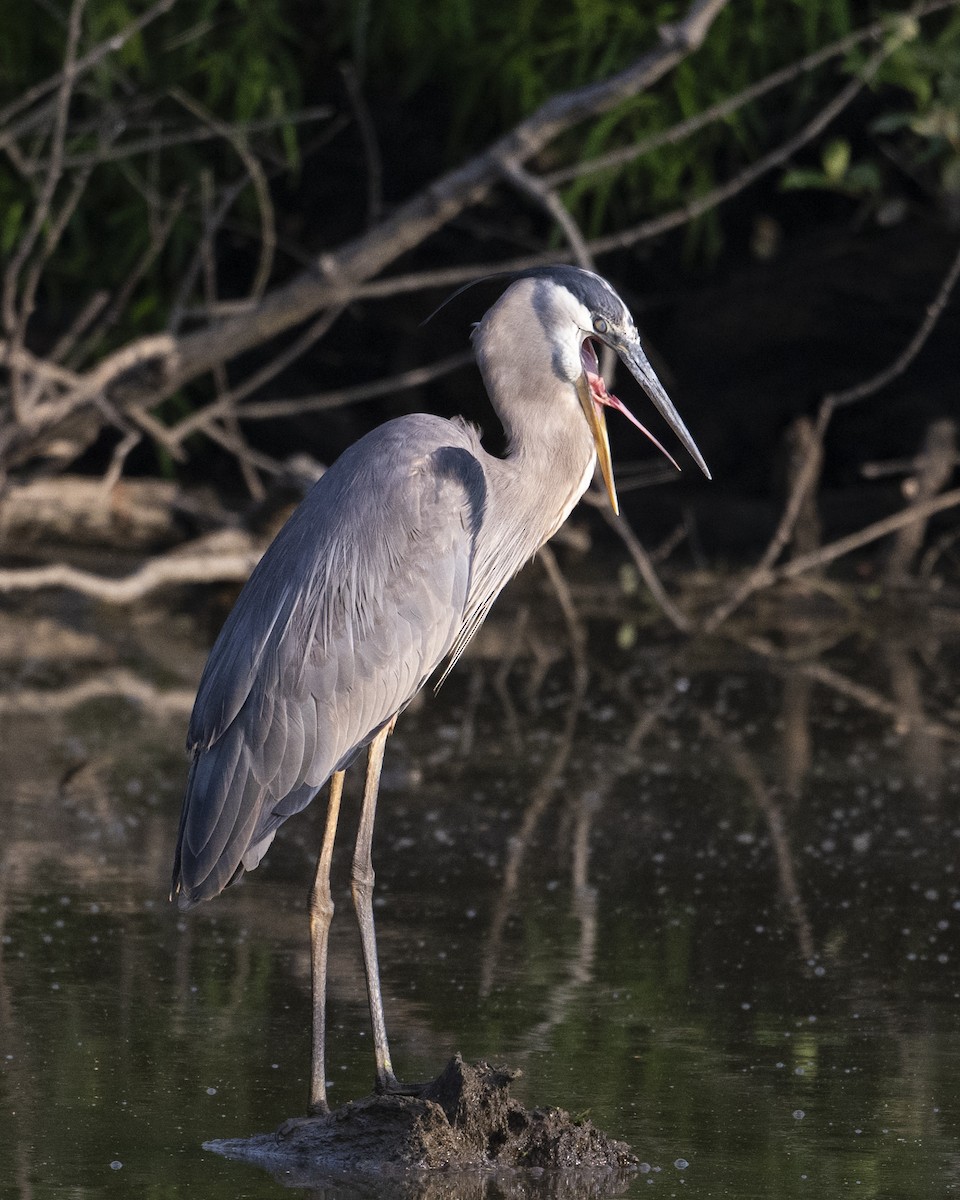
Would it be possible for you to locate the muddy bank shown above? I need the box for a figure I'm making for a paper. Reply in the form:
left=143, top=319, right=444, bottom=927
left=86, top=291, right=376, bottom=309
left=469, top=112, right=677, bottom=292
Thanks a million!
left=205, top=1055, right=637, bottom=1190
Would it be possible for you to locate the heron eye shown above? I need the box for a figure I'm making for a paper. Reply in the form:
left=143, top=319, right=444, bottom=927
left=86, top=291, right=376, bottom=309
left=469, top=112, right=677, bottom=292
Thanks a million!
left=593, top=317, right=608, bottom=334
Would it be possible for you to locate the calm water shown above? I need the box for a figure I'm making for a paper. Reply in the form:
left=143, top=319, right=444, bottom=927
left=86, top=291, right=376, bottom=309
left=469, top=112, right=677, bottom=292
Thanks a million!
left=2, top=588, right=960, bottom=1198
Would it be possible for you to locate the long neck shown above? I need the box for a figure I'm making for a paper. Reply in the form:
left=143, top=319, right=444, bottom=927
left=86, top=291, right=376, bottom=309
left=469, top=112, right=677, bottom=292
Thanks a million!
left=472, top=284, right=597, bottom=560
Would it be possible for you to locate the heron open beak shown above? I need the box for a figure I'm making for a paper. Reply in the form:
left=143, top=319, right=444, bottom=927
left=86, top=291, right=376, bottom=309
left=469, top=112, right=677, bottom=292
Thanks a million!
left=576, top=337, right=710, bottom=516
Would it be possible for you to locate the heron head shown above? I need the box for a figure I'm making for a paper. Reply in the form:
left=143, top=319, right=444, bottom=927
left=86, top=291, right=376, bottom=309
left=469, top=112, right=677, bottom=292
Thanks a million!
left=525, top=267, right=711, bottom=515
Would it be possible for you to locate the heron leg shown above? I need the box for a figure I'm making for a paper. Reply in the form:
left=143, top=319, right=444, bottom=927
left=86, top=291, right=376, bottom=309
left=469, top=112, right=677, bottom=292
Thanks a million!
left=308, top=770, right=344, bottom=1116
left=351, top=720, right=401, bottom=1093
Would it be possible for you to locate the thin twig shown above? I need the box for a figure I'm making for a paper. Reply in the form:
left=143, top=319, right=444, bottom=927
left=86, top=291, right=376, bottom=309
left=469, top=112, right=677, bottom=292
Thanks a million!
left=39, top=107, right=334, bottom=170
left=169, top=87, right=276, bottom=304
left=826, top=240, right=960, bottom=411
left=0, top=0, right=177, bottom=132
left=589, top=495, right=692, bottom=632
left=3, top=0, right=86, bottom=415
left=499, top=159, right=594, bottom=269
left=732, top=629, right=960, bottom=744
left=543, top=0, right=959, bottom=189
left=170, top=347, right=472, bottom=440
left=341, top=64, right=383, bottom=229
left=591, top=29, right=903, bottom=257
left=704, top=238, right=960, bottom=632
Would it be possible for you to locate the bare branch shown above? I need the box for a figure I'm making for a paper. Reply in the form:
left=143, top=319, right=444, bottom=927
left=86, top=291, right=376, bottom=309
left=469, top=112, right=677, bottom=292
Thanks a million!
left=499, top=160, right=594, bottom=269
left=136, top=0, right=737, bottom=395
left=0, top=537, right=263, bottom=603
left=825, top=239, right=960, bottom=411
left=1, top=0, right=733, bottom=469
left=341, top=64, right=383, bottom=230
left=169, top=86, right=277, bottom=304
left=543, top=0, right=959, bottom=190
left=0, top=0, right=177, bottom=133
left=171, top=348, right=473, bottom=437
left=586, top=494, right=693, bottom=632
left=2, top=0, right=85, bottom=415
left=704, top=236, right=960, bottom=631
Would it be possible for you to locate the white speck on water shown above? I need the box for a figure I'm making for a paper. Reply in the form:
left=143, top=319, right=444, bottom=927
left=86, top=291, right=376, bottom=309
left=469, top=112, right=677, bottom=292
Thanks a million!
left=206, top=1087, right=217, bottom=1096
left=674, top=1158, right=689, bottom=1170
left=793, top=1110, right=805, bottom=1120
left=109, top=1161, right=122, bottom=1170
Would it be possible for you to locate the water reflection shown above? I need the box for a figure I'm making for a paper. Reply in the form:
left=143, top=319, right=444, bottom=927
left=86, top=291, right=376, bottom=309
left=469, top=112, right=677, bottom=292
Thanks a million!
left=2, top=589, right=960, bottom=1198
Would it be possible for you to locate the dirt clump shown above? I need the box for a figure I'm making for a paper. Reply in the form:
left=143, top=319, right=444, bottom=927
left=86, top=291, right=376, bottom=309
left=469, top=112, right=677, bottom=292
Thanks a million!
left=205, top=1054, right=637, bottom=1183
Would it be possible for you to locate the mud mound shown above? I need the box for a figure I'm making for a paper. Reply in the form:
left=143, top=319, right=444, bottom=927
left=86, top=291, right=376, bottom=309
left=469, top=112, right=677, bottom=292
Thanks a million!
left=205, top=1054, right=637, bottom=1187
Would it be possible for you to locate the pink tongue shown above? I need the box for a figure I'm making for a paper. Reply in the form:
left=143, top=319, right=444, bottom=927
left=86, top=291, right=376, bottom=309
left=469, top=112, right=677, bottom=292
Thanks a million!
left=587, top=371, right=680, bottom=472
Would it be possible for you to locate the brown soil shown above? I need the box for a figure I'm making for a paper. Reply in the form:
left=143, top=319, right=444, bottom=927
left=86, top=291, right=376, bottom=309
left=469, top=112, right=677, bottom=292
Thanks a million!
left=204, top=1055, right=637, bottom=1190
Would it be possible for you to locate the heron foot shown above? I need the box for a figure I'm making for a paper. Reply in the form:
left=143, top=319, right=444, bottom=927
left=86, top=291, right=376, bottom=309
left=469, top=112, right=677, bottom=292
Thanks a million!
left=275, top=1107, right=329, bottom=1142
left=375, top=1072, right=428, bottom=1098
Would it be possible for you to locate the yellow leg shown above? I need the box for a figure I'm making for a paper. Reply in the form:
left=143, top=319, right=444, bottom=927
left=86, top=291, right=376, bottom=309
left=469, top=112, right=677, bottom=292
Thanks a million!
left=308, top=770, right=344, bottom=1115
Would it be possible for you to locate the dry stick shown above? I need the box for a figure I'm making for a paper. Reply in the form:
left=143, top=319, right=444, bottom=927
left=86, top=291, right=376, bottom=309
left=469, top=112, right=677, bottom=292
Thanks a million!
left=8, top=0, right=950, bottom=463
left=2, top=0, right=85, bottom=418
left=544, top=0, right=959, bottom=190
left=27, top=0, right=731, bottom=434
left=164, top=307, right=346, bottom=449
left=14, top=0, right=893, bottom=474
left=500, top=158, right=616, bottom=384
left=0, top=0, right=176, bottom=132
left=887, top=418, right=957, bottom=580
left=0, top=546, right=263, bottom=603
left=231, top=350, right=474, bottom=422
left=704, top=239, right=960, bottom=633
left=88, top=184, right=189, bottom=355
left=22, top=334, right=177, bottom=431
left=52, top=107, right=334, bottom=170
left=774, top=488, right=960, bottom=584
left=199, top=419, right=289, bottom=479
left=586, top=493, right=692, bottom=632
left=100, top=427, right=142, bottom=494
left=341, top=64, right=384, bottom=230
left=197, top=167, right=264, bottom=501
left=16, top=163, right=97, bottom=411
left=499, top=159, right=594, bottom=270
left=170, top=86, right=276, bottom=304
left=592, top=32, right=904, bottom=256
left=538, top=542, right=589, bottom=687
left=0, top=342, right=80, bottom=390
left=733, top=630, right=960, bottom=744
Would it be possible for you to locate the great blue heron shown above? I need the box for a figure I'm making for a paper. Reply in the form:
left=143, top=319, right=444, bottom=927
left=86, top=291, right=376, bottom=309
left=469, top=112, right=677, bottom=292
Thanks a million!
left=172, top=265, right=710, bottom=1114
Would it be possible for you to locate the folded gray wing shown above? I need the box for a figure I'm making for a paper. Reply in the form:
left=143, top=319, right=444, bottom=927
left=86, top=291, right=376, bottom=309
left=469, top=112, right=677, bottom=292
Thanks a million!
left=173, top=418, right=486, bottom=905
